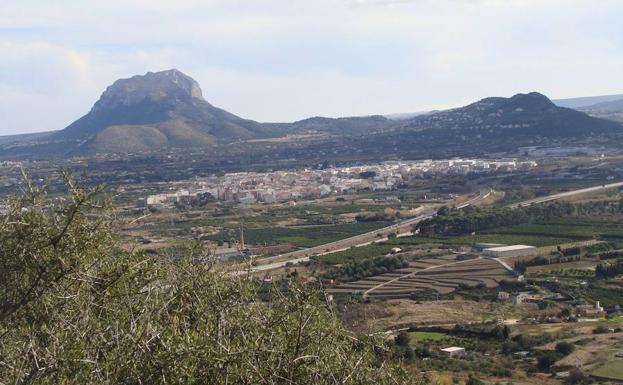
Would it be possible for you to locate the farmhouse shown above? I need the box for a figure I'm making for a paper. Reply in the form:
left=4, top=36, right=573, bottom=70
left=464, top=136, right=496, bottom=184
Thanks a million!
left=483, top=244, right=537, bottom=258
left=576, top=301, right=606, bottom=318
left=511, top=292, right=530, bottom=305
left=497, top=291, right=510, bottom=301
left=440, top=346, right=466, bottom=357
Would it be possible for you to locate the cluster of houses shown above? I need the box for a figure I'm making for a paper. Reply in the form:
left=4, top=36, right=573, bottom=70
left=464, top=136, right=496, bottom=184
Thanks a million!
left=137, top=158, right=537, bottom=208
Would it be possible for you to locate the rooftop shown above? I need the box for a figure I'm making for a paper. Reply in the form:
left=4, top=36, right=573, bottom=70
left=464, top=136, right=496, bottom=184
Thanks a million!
left=484, top=245, right=536, bottom=252
left=440, top=347, right=465, bottom=353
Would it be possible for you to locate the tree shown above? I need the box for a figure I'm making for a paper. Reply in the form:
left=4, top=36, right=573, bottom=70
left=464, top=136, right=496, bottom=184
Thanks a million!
left=394, top=331, right=411, bottom=347
left=537, top=353, right=557, bottom=372
left=0, top=174, right=418, bottom=385
left=503, top=325, right=511, bottom=340
left=555, top=342, right=575, bottom=356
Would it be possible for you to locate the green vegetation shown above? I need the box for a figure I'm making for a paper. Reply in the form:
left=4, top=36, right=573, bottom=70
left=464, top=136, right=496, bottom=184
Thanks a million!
left=555, top=341, right=575, bottom=355
left=582, top=285, right=623, bottom=307
left=383, top=233, right=573, bottom=247
left=316, top=244, right=395, bottom=264
left=409, top=331, right=449, bottom=341
left=592, top=360, right=623, bottom=381
left=322, top=255, right=409, bottom=282
left=208, top=221, right=390, bottom=248
left=417, top=200, right=623, bottom=239
left=0, top=176, right=418, bottom=384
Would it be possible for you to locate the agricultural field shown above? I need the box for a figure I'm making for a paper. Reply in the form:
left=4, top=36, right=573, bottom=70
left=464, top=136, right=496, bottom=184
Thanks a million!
left=525, top=259, right=598, bottom=276
left=383, top=233, right=576, bottom=248
left=408, top=331, right=449, bottom=341
left=316, top=244, right=396, bottom=264
left=592, top=359, right=623, bottom=381
left=492, top=219, right=623, bottom=240
left=341, top=299, right=537, bottom=333
left=328, top=256, right=514, bottom=299
left=212, top=221, right=391, bottom=248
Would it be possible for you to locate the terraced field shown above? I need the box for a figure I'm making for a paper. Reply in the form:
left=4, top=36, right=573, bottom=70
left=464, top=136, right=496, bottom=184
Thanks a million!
left=328, top=256, right=514, bottom=299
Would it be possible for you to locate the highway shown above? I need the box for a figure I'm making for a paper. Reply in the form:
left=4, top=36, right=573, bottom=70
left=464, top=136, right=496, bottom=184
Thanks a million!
left=238, top=188, right=494, bottom=273
left=243, top=210, right=437, bottom=273
left=508, top=181, right=623, bottom=208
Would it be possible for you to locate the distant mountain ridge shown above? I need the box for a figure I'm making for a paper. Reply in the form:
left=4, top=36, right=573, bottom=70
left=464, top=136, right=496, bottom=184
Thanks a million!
left=553, top=94, right=623, bottom=109
left=578, top=99, right=623, bottom=123
left=1, top=70, right=622, bottom=159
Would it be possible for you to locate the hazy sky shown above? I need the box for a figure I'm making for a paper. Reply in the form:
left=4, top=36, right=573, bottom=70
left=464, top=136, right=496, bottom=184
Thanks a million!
left=1, top=0, right=622, bottom=135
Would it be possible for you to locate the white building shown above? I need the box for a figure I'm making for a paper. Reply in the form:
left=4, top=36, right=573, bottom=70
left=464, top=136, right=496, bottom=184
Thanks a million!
left=440, top=347, right=465, bottom=357
left=483, top=245, right=537, bottom=258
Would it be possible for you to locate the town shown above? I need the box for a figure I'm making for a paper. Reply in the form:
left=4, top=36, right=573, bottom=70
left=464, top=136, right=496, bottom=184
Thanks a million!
left=138, top=158, right=537, bottom=208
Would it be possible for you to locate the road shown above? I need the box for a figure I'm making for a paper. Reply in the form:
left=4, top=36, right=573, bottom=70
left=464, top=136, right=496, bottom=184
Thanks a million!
left=509, top=181, right=623, bottom=208
left=243, top=210, right=437, bottom=273
left=237, top=188, right=493, bottom=273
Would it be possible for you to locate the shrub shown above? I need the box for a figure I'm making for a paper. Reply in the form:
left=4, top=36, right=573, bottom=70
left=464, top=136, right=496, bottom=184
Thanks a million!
left=555, top=342, right=575, bottom=356
left=0, top=175, right=419, bottom=385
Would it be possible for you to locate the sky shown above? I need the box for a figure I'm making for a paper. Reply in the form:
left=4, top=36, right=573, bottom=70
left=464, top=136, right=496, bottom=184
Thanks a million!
left=1, top=0, right=622, bottom=135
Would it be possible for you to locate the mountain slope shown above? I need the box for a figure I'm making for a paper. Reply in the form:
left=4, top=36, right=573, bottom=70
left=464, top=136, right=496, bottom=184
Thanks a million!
left=553, top=94, right=623, bottom=109
left=398, top=92, right=622, bottom=138
left=54, top=69, right=274, bottom=152
left=2, top=87, right=622, bottom=160
left=579, top=99, right=623, bottom=123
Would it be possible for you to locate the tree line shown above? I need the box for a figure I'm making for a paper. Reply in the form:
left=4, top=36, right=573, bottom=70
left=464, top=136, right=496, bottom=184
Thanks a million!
left=416, top=199, right=623, bottom=237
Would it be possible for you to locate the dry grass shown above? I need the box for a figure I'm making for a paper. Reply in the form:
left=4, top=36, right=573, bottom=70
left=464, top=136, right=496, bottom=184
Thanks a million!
left=341, top=300, right=537, bottom=333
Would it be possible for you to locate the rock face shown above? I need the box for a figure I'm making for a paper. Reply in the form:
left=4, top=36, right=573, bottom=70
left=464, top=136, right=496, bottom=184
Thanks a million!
left=55, top=69, right=271, bottom=152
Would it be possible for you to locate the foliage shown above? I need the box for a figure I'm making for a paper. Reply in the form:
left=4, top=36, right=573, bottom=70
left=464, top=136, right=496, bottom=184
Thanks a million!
left=322, top=255, right=409, bottom=282
left=595, top=260, right=623, bottom=278
left=207, top=221, right=390, bottom=248
left=466, top=374, right=484, bottom=385
left=395, top=331, right=411, bottom=347
left=565, top=368, right=591, bottom=385
left=515, top=255, right=581, bottom=274
left=315, top=244, right=394, bottom=265
left=555, top=342, right=576, bottom=356
left=536, top=351, right=560, bottom=372
left=417, top=199, right=623, bottom=238
left=0, top=175, right=418, bottom=385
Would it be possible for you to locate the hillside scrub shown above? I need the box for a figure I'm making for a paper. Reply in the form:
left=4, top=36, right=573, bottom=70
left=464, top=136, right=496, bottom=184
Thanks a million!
left=0, top=174, right=419, bottom=385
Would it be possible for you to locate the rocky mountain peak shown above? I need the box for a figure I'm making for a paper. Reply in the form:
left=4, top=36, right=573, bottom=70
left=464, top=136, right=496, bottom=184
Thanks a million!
left=92, top=69, right=204, bottom=112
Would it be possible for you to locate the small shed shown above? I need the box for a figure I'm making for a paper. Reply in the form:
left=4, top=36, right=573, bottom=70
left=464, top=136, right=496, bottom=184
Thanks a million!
left=440, top=346, right=465, bottom=357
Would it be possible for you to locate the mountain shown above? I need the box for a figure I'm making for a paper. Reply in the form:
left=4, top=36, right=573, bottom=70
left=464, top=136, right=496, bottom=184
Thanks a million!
left=53, top=69, right=274, bottom=153
left=578, top=99, right=623, bottom=123
left=397, top=92, right=622, bottom=138
left=553, top=94, right=623, bottom=109
left=1, top=82, right=622, bottom=161
left=314, top=92, right=623, bottom=161
left=283, top=115, right=391, bottom=135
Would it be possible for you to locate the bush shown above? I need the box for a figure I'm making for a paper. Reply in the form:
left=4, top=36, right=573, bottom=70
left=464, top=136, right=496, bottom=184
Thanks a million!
left=555, top=341, right=576, bottom=356
left=0, top=175, right=419, bottom=385
left=466, top=374, right=484, bottom=385
left=536, top=352, right=560, bottom=372
left=395, top=331, right=411, bottom=347
left=565, top=368, right=590, bottom=385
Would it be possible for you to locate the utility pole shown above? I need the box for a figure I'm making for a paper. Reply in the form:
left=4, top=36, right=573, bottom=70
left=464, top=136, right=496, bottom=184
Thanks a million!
left=240, top=218, right=245, bottom=251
